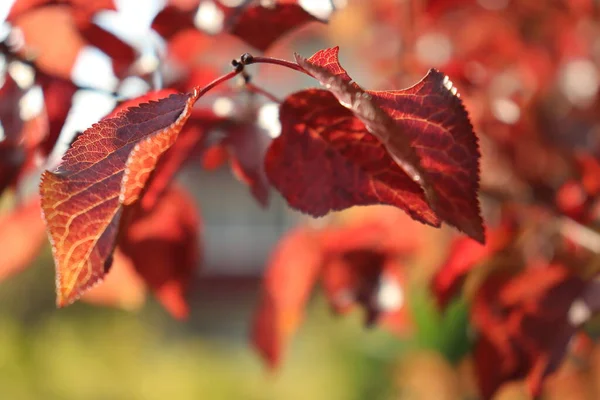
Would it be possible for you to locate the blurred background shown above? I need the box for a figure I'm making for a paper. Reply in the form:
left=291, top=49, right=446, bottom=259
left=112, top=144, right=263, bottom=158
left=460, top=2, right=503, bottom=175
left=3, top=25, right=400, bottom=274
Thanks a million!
left=3, top=0, right=600, bottom=399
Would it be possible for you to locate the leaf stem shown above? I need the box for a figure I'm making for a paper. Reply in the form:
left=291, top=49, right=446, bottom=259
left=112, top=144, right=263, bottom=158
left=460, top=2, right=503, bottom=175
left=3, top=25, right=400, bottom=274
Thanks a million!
left=193, top=69, right=242, bottom=97
left=245, top=56, right=311, bottom=76
left=245, top=82, right=282, bottom=103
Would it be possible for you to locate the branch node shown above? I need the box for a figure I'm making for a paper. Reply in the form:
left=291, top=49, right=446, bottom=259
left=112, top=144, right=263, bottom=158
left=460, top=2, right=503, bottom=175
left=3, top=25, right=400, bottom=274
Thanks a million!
left=231, top=59, right=244, bottom=73
left=241, top=53, right=254, bottom=65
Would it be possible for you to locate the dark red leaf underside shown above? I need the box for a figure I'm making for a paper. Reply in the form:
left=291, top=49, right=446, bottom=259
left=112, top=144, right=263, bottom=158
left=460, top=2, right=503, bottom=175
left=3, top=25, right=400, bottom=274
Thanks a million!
left=40, top=90, right=200, bottom=307
left=230, top=3, right=323, bottom=52
left=292, top=47, right=484, bottom=242
left=266, top=89, right=439, bottom=225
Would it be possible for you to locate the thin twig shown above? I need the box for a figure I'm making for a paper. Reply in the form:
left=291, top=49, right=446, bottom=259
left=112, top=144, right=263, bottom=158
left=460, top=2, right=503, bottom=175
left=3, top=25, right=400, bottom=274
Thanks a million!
left=245, top=82, right=282, bottom=103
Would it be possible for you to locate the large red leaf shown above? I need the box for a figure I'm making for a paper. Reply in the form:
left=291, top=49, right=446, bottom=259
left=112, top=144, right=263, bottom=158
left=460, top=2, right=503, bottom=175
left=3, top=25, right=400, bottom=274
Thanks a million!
left=251, top=227, right=324, bottom=368
left=40, top=89, right=201, bottom=306
left=0, top=196, right=47, bottom=281
left=288, top=47, right=484, bottom=242
left=229, top=1, right=324, bottom=52
left=119, top=185, right=200, bottom=319
left=266, top=89, right=439, bottom=227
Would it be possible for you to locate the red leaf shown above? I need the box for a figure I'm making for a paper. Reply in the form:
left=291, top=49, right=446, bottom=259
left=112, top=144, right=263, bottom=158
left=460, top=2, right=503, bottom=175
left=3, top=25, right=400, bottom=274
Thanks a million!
left=0, top=196, right=47, bottom=281
left=229, top=1, right=323, bottom=52
left=119, top=185, right=200, bottom=319
left=251, top=227, right=324, bottom=368
left=40, top=89, right=201, bottom=307
left=266, top=89, right=439, bottom=227
left=105, top=89, right=180, bottom=119
left=103, top=89, right=211, bottom=211
left=292, top=48, right=484, bottom=242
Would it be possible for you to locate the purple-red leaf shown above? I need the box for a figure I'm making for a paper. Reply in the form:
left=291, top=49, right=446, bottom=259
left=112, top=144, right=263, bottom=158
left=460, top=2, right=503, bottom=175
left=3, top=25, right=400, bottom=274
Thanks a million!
left=266, top=89, right=439, bottom=225
left=40, top=89, right=200, bottom=307
left=279, top=47, right=483, bottom=242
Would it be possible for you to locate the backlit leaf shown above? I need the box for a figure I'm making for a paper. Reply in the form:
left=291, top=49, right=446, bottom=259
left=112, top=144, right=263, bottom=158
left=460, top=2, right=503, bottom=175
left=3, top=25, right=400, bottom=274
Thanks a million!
left=267, top=88, right=439, bottom=226
left=40, top=89, right=201, bottom=307
left=290, top=47, right=484, bottom=242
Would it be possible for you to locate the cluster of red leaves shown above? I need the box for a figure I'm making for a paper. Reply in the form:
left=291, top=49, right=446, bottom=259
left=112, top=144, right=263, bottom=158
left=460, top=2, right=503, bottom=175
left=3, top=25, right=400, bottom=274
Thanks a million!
left=8, top=0, right=600, bottom=398
left=0, top=0, right=328, bottom=314
left=1, top=1, right=482, bottom=318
